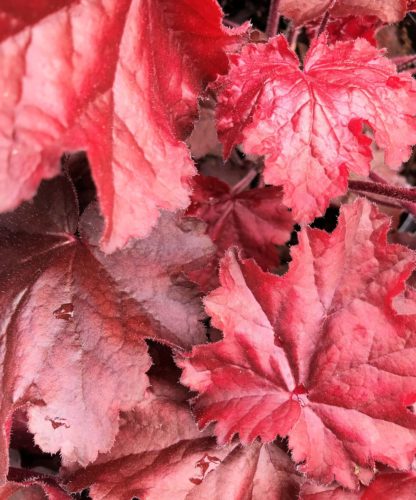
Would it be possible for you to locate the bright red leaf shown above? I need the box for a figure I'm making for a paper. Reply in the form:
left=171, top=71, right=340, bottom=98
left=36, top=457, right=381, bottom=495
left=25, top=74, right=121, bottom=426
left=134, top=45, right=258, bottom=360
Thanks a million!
left=179, top=199, right=416, bottom=489
left=186, top=175, right=293, bottom=290
left=0, top=175, right=213, bottom=481
left=214, top=35, right=416, bottom=223
left=0, top=0, right=247, bottom=252
left=278, top=0, right=409, bottom=24
left=66, top=376, right=302, bottom=500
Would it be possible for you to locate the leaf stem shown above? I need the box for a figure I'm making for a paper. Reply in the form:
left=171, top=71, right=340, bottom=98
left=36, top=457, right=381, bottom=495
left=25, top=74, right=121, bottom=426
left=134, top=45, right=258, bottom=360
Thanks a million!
left=395, top=54, right=416, bottom=72
left=368, top=171, right=416, bottom=215
left=231, top=168, right=258, bottom=195
left=286, top=23, right=300, bottom=50
left=349, top=179, right=416, bottom=203
left=266, top=0, right=281, bottom=38
left=317, top=0, right=337, bottom=36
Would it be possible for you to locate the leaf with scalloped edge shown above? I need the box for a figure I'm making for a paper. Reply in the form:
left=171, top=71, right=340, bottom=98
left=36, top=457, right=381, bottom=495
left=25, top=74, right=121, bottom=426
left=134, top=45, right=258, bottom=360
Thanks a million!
left=0, top=0, right=247, bottom=251
left=179, top=199, right=416, bottom=489
left=214, top=35, right=416, bottom=223
left=0, top=174, right=213, bottom=481
left=65, top=376, right=302, bottom=500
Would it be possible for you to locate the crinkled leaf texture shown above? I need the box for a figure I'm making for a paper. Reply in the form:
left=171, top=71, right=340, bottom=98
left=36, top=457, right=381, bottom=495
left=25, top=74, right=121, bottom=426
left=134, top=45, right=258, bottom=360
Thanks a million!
left=215, top=36, right=416, bottom=223
left=179, top=199, right=416, bottom=489
left=0, top=175, right=213, bottom=481
left=279, top=0, right=409, bottom=24
left=186, top=175, right=293, bottom=290
left=66, top=377, right=302, bottom=500
left=0, top=0, right=247, bottom=251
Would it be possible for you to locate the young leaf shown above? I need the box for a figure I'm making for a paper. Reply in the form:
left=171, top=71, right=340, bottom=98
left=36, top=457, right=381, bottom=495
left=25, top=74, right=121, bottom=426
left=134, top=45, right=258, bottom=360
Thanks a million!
left=179, top=199, right=416, bottom=489
left=214, top=36, right=416, bottom=223
left=0, top=175, right=213, bottom=480
left=186, top=175, right=293, bottom=290
left=279, top=0, right=409, bottom=24
left=0, top=0, right=247, bottom=251
left=66, top=377, right=302, bottom=500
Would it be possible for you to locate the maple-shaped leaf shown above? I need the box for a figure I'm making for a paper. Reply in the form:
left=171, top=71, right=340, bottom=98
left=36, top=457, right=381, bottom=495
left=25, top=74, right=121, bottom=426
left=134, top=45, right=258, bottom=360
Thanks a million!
left=66, top=376, right=302, bottom=500
left=0, top=0, right=247, bottom=252
left=279, top=0, right=409, bottom=24
left=179, top=199, right=416, bottom=488
left=188, top=175, right=293, bottom=269
left=214, top=35, right=416, bottom=223
left=186, top=175, right=293, bottom=290
left=0, top=175, right=213, bottom=481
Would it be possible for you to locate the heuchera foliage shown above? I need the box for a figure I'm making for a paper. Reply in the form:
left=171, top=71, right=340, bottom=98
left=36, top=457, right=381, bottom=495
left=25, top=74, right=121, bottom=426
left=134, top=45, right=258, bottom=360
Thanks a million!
left=1, top=0, right=416, bottom=498
left=214, top=35, right=416, bottom=222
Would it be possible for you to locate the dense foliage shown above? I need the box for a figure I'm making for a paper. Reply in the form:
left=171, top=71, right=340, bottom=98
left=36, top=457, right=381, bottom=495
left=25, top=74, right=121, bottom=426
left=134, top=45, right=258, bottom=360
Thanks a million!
left=2, top=1, right=416, bottom=498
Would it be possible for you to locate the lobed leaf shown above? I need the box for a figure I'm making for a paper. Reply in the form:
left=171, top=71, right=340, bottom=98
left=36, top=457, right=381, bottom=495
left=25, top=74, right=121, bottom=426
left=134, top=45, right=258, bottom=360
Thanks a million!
left=179, top=199, right=416, bottom=488
left=0, top=0, right=247, bottom=251
left=0, top=175, right=213, bottom=480
left=214, top=36, right=416, bottom=223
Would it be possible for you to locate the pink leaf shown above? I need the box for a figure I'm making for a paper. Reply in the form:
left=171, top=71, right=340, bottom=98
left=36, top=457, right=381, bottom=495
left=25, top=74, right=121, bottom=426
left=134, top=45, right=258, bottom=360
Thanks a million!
left=179, top=199, right=416, bottom=488
left=278, top=0, right=409, bottom=24
left=214, top=36, right=416, bottom=223
left=0, top=0, right=247, bottom=251
left=66, top=377, right=302, bottom=500
left=0, top=175, right=213, bottom=480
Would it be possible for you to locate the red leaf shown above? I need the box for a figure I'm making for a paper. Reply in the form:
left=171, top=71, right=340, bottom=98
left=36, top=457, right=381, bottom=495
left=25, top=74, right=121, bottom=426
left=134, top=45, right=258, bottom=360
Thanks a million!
left=214, top=36, right=416, bottom=223
left=186, top=175, right=293, bottom=290
left=0, top=0, right=247, bottom=252
left=278, top=0, right=409, bottom=24
left=179, top=199, right=416, bottom=488
left=307, top=16, right=382, bottom=46
left=300, top=471, right=416, bottom=499
left=0, top=175, right=213, bottom=480
left=361, top=471, right=416, bottom=499
left=66, top=377, right=302, bottom=500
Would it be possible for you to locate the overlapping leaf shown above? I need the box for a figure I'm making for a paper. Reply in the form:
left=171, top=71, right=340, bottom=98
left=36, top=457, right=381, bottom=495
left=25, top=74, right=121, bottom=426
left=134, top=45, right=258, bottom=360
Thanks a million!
left=300, top=471, right=416, bottom=499
left=0, top=175, right=213, bottom=481
left=66, top=376, right=302, bottom=500
left=307, top=16, right=381, bottom=45
left=0, top=479, right=70, bottom=500
left=186, top=175, right=293, bottom=290
left=179, top=199, right=416, bottom=488
left=214, top=35, right=416, bottom=223
left=279, top=0, right=409, bottom=24
left=0, top=0, right=247, bottom=251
